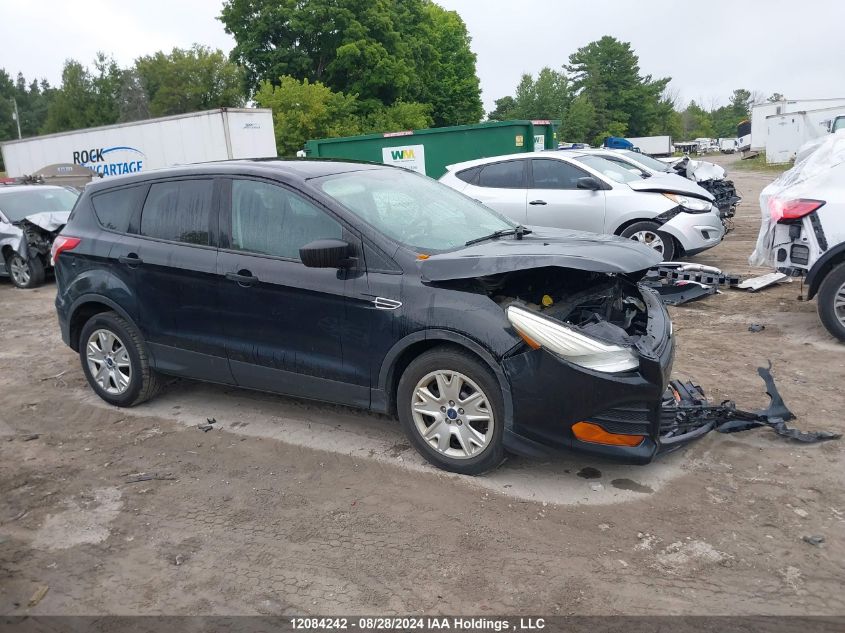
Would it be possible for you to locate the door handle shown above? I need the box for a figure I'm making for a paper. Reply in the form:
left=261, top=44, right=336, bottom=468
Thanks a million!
left=529, top=200, right=547, bottom=206
left=225, top=271, right=258, bottom=287
left=118, top=254, right=143, bottom=267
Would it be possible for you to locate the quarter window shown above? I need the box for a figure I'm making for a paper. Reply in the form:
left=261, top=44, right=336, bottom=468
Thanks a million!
left=476, top=160, right=526, bottom=189
left=230, top=180, right=342, bottom=260
left=531, top=159, right=589, bottom=190
left=140, top=180, right=212, bottom=245
left=92, top=185, right=146, bottom=232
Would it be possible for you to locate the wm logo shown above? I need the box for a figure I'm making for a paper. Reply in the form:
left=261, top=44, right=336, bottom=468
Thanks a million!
left=390, top=149, right=415, bottom=160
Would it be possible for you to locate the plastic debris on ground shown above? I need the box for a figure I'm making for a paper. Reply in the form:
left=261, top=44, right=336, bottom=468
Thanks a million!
left=735, top=271, right=790, bottom=291
left=662, top=362, right=841, bottom=445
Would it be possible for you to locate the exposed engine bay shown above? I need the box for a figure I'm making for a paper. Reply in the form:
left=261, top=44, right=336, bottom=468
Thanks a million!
left=474, top=267, right=650, bottom=346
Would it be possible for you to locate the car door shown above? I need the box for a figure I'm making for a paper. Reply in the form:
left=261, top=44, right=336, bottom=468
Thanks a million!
left=525, top=158, right=606, bottom=233
left=217, top=177, right=368, bottom=407
left=459, top=159, right=528, bottom=222
left=134, top=177, right=233, bottom=384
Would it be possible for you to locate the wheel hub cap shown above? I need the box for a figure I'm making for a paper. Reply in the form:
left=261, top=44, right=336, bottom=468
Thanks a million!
left=86, top=329, right=132, bottom=395
left=411, top=370, right=494, bottom=460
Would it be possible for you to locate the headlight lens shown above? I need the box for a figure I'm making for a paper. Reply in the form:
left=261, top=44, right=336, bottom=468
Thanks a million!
left=663, top=192, right=712, bottom=212
left=506, top=306, right=639, bottom=373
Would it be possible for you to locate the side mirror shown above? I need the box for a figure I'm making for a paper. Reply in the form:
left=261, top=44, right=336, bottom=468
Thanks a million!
left=299, top=238, right=351, bottom=268
left=576, top=176, right=603, bottom=191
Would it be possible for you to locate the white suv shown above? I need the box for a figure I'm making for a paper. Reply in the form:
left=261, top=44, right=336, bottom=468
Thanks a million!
left=752, top=132, right=845, bottom=341
left=440, top=151, right=724, bottom=261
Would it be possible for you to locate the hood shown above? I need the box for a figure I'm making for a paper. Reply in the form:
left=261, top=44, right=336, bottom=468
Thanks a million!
left=420, top=227, right=662, bottom=282
left=626, top=174, right=715, bottom=201
left=17, top=211, right=71, bottom=232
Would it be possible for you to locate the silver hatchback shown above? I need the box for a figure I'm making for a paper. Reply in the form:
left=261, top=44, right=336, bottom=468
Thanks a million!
left=439, top=151, right=724, bottom=262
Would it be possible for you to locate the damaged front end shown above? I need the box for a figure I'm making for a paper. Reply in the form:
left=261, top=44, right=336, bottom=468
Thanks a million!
left=468, top=266, right=677, bottom=463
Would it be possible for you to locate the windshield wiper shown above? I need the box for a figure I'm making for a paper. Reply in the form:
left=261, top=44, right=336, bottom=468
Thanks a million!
left=640, top=172, right=652, bottom=179
left=465, top=224, right=531, bottom=246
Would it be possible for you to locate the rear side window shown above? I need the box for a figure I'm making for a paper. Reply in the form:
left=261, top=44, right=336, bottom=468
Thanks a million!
left=531, top=159, right=589, bottom=190
left=477, top=160, right=526, bottom=189
left=140, top=180, right=213, bottom=245
left=91, top=185, right=146, bottom=232
left=456, top=166, right=481, bottom=184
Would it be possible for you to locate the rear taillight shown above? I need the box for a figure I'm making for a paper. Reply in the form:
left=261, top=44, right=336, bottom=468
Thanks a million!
left=50, top=236, right=81, bottom=265
left=771, top=198, right=826, bottom=221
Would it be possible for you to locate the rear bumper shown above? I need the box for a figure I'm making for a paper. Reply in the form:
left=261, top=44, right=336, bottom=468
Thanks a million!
left=501, top=286, right=691, bottom=464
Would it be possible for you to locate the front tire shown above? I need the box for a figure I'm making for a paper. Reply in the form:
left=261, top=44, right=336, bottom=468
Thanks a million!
left=79, top=311, right=161, bottom=406
left=7, top=253, right=45, bottom=289
left=397, top=347, right=505, bottom=475
left=620, top=221, right=676, bottom=261
left=817, top=263, right=845, bottom=342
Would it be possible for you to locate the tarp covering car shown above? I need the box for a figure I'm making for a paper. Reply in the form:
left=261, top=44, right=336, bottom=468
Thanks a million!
left=751, top=130, right=845, bottom=267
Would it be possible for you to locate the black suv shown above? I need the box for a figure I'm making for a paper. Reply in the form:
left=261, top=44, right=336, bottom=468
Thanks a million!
left=55, top=160, right=686, bottom=474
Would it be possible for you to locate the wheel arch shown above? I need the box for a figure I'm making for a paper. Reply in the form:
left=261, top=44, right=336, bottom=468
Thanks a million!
left=68, top=294, right=142, bottom=352
left=806, top=244, right=845, bottom=300
left=377, top=329, right=515, bottom=430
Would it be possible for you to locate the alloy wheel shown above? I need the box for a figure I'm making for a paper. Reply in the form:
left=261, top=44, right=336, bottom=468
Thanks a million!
left=86, top=329, right=132, bottom=395
left=9, top=256, right=30, bottom=287
left=629, top=230, right=665, bottom=255
left=835, top=281, right=845, bottom=328
left=410, top=370, right=494, bottom=460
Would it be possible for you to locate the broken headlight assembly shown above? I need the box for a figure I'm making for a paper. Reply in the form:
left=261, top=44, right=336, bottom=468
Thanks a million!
left=506, top=305, right=639, bottom=373
left=662, top=193, right=712, bottom=213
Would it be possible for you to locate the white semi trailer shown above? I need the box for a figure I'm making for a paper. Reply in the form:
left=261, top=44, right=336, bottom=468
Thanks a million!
left=1, top=108, right=278, bottom=178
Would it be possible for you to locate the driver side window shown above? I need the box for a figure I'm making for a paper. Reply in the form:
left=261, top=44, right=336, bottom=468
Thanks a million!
left=230, top=179, right=342, bottom=261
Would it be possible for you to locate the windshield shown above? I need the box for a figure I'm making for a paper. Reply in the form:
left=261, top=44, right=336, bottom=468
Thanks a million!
left=315, top=168, right=517, bottom=252
left=0, top=187, right=79, bottom=222
left=573, top=155, right=641, bottom=184
left=833, top=117, right=845, bottom=133
left=620, top=150, right=672, bottom=173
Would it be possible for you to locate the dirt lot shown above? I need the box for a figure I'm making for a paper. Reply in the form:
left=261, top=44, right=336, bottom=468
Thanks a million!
left=1, top=155, right=843, bottom=616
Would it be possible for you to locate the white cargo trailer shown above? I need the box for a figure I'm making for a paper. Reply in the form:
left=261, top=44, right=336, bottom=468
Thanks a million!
left=0, top=108, right=278, bottom=178
left=750, top=98, right=845, bottom=151
left=765, top=105, right=845, bottom=163
left=626, top=135, right=673, bottom=157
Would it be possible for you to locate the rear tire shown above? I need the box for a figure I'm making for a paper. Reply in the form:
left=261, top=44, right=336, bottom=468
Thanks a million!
left=397, top=346, right=505, bottom=475
left=817, top=263, right=845, bottom=343
left=620, top=221, right=676, bottom=261
left=79, top=311, right=161, bottom=407
left=7, top=253, right=45, bottom=289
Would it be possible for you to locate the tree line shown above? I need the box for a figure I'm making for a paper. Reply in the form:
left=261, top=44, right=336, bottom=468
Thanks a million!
left=487, top=35, right=779, bottom=145
left=1, top=1, right=782, bottom=172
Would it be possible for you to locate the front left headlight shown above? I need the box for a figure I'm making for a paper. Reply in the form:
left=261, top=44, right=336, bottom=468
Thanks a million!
left=663, top=192, right=712, bottom=213
left=506, top=305, right=639, bottom=373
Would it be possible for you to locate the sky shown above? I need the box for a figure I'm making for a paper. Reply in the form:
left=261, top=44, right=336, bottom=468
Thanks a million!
left=1, top=0, right=843, bottom=112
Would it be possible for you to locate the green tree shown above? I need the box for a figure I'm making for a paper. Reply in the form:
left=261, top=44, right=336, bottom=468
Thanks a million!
left=680, top=101, right=715, bottom=139
left=558, top=93, right=596, bottom=142
left=219, top=0, right=482, bottom=126
left=253, top=76, right=361, bottom=156
left=508, top=67, right=570, bottom=120
left=487, top=96, right=515, bottom=121
left=411, top=3, right=482, bottom=126
left=768, top=92, right=785, bottom=103
left=361, top=101, right=433, bottom=134
left=43, top=60, right=100, bottom=133
left=567, top=36, right=670, bottom=144
left=135, top=45, right=245, bottom=117
left=118, top=69, right=150, bottom=122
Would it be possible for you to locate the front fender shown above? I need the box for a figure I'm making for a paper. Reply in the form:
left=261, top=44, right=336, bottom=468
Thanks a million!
left=375, top=328, right=517, bottom=434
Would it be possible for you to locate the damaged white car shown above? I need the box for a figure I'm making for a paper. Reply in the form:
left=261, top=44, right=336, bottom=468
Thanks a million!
left=751, top=131, right=845, bottom=341
left=0, top=184, right=79, bottom=288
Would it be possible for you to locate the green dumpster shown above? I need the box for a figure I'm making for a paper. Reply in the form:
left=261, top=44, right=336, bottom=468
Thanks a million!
left=304, top=120, right=558, bottom=179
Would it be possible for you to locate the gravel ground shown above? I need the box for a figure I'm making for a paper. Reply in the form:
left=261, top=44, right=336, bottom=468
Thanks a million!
left=1, top=154, right=843, bottom=616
